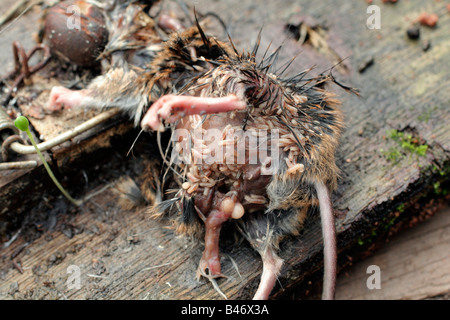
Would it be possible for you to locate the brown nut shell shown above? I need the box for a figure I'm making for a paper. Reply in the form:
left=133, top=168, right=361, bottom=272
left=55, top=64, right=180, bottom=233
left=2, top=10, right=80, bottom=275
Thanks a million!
left=44, top=0, right=108, bottom=67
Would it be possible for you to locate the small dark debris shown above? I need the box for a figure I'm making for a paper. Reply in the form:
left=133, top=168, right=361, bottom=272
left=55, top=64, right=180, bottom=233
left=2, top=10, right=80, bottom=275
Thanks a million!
left=358, top=56, right=375, bottom=73
left=127, top=235, right=140, bottom=244
left=102, top=249, right=112, bottom=257
left=66, top=243, right=85, bottom=254
left=61, top=223, right=84, bottom=239
left=8, top=282, right=19, bottom=295
left=284, top=15, right=320, bottom=42
left=88, top=224, right=100, bottom=235
left=32, top=265, right=46, bottom=276
left=406, top=25, right=420, bottom=40
left=24, top=288, right=34, bottom=298
left=61, top=227, right=73, bottom=239
left=285, top=23, right=303, bottom=41
left=422, top=40, right=431, bottom=52
left=105, top=228, right=120, bottom=243
left=47, top=250, right=66, bottom=266
left=92, top=259, right=106, bottom=276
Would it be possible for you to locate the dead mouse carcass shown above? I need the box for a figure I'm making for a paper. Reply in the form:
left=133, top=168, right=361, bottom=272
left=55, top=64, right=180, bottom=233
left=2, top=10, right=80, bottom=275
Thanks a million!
left=44, top=3, right=350, bottom=299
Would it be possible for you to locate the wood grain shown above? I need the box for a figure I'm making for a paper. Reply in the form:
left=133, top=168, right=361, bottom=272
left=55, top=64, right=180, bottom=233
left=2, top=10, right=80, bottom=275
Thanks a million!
left=336, top=206, right=450, bottom=300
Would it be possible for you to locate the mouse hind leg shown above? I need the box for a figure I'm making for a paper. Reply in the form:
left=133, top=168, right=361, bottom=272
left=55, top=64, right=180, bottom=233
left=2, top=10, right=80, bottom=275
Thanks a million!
left=237, top=206, right=308, bottom=300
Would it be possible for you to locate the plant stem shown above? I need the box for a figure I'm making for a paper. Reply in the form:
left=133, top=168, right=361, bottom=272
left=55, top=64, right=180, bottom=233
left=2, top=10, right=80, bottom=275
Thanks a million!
left=25, top=128, right=82, bottom=206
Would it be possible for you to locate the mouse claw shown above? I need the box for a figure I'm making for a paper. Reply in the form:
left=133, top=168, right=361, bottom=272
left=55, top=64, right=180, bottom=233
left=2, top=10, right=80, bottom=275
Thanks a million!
left=196, top=260, right=228, bottom=299
left=140, top=95, right=174, bottom=131
left=196, top=255, right=225, bottom=281
left=46, top=86, right=67, bottom=111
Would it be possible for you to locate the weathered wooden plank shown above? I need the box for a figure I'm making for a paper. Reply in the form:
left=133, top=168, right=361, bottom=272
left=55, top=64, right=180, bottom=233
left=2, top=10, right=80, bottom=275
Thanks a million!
left=0, top=0, right=449, bottom=300
left=336, top=206, right=450, bottom=300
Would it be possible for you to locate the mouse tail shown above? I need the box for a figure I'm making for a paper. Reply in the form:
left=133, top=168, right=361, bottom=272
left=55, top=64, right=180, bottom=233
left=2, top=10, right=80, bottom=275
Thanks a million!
left=315, top=180, right=337, bottom=300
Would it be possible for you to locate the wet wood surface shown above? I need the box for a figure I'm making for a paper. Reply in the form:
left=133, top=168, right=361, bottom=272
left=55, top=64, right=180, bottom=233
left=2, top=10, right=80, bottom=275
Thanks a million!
left=0, top=0, right=449, bottom=299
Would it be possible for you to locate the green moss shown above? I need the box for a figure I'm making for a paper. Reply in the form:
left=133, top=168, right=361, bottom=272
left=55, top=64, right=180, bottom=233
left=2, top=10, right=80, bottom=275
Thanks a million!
left=357, top=237, right=365, bottom=246
left=417, top=106, right=438, bottom=123
left=381, top=129, right=429, bottom=164
left=433, top=182, right=441, bottom=194
left=380, top=147, right=402, bottom=163
left=380, top=211, right=400, bottom=232
left=357, top=212, right=400, bottom=246
left=433, top=181, right=448, bottom=196
left=431, top=164, right=450, bottom=177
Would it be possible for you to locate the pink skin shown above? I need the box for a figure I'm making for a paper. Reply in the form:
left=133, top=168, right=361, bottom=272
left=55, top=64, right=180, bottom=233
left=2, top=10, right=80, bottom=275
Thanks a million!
left=197, top=208, right=232, bottom=278
left=158, top=14, right=185, bottom=32
left=253, top=181, right=336, bottom=300
left=252, top=249, right=283, bottom=300
left=46, top=86, right=87, bottom=111
left=140, top=94, right=247, bottom=131
left=46, top=89, right=248, bottom=127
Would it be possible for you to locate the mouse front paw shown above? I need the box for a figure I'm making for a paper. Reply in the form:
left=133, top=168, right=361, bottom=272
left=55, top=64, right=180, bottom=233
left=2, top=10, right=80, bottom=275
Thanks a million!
left=140, top=94, right=247, bottom=132
left=140, top=94, right=180, bottom=132
left=46, top=86, right=85, bottom=112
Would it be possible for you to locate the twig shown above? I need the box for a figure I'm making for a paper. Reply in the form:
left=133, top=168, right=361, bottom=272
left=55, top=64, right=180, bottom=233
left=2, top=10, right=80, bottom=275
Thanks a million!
left=3, top=229, right=21, bottom=248
left=11, top=242, right=29, bottom=259
left=86, top=274, right=108, bottom=279
left=12, top=259, right=24, bottom=273
left=0, top=160, right=37, bottom=170
left=0, top=0, right=37, bottom=35
left=10, top=108, right=121, bottom=155
left=140, top=262, right=172, bottom=272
